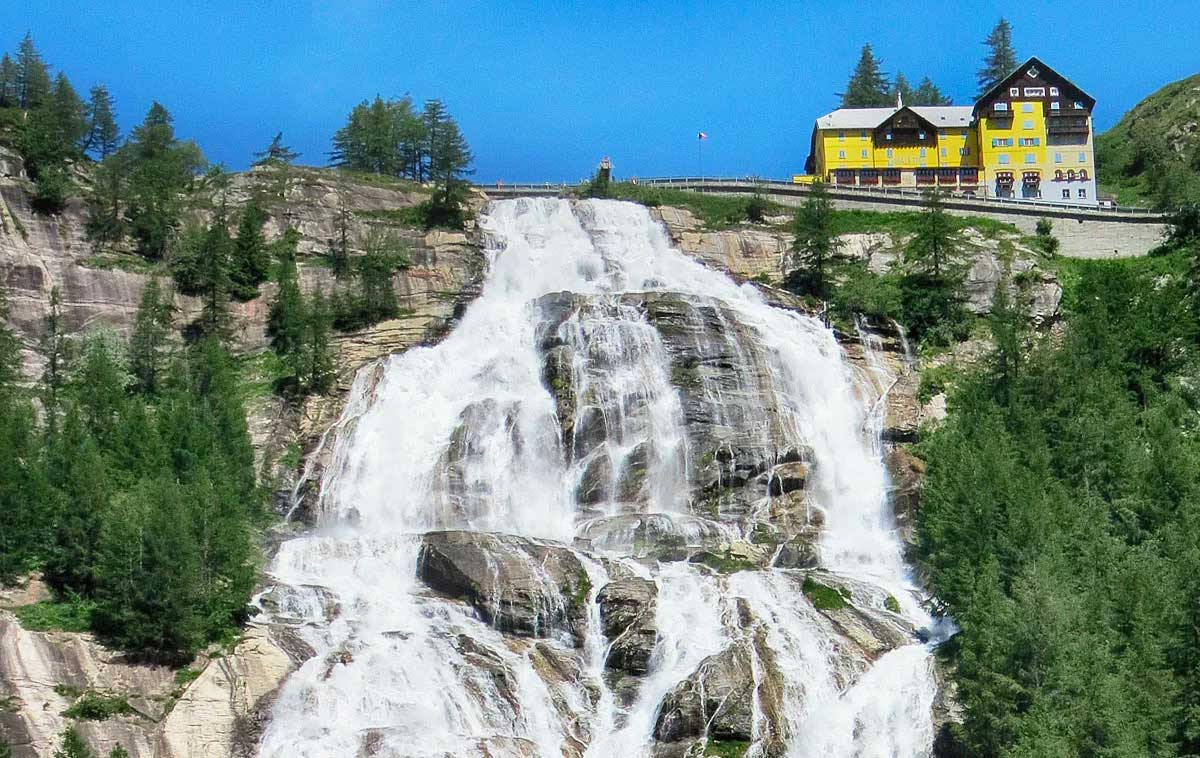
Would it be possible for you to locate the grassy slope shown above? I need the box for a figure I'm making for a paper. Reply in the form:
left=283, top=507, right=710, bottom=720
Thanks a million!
left=1095, top=72, right=1200, bottom=205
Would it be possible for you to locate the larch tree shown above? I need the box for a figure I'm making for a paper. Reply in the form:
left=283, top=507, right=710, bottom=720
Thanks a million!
left=0, top=53, right=18, bottom=107
left=840, top=44, right=891, bottom=108
left=789, top=180, right=841, bottom=299
left=252, top=131, right=300, bottom=166
left=129, top=278, right=174, bottom=395
left=82, top=85, right=120, bottom=158
left=15, top=32, right=51, bottom=109
left=977, top=18, right=1018, bottom=97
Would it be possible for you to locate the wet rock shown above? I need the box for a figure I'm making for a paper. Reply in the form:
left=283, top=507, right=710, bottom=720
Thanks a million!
left=772, top=529, right=821, bottom=569
left=596, top=578, right=658, bottom=675
left=575, top=513, right=732, bottom=557
left=542, top=344, right=577, bottom=442
left=417, top=531, right=590, bottom=642
left=653, top=641, right=757, bottom=743
left=576, top=452, right=613, bottom=505
left=766, top=461, right=809, bottom=496
left=886, top=446, right=926, bottom=551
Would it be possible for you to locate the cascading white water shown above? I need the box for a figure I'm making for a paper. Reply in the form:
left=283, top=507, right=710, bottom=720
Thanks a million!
left=258, top=198, right=938, bottom=758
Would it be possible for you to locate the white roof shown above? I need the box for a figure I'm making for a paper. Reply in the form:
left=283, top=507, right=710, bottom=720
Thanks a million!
left=814, top=105, right=974, bottom=131
left=910, top=106, right=974, bottom=127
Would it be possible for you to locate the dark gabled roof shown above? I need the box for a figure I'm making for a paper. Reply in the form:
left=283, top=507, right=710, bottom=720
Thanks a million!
left=877, top=106, right=940, bottom=133
left=973, top=56, right=1096, bottom=115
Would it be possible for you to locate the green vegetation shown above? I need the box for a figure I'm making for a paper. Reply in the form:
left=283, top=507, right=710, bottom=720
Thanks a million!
left=62, top=692, right=133, bottom=721
left=801, top=575, right=850, bottom=611
left=173, top=668, right=201, bottom=688
left=787, top=181, right=841, bottom=299
left=0, top=269, right=263, bottom=662
left=840, top=42, right=952, bottom=108
left=976, top=19, right=1017, bottom=98
left=884, top=595, right=902, bottom=614
left=331, top=96, right=473, bottom=229
left=1096, top=72, right=1200, bottom=208
left=11, top=597, right=95, bottom=633
left=696, top=549, right=758, bottom=574
left=267, top=229, right=336, bottom=396
left=590, top=181, right=783, bottom=229
left=917, top=244, right=1200, bottom=756
left=53, top=728, right=92, bottom=758
left=703, top=738, right=751, bottom=757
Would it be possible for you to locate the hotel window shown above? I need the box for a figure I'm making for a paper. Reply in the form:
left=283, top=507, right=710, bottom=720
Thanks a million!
left=918, top=131, right=926, bottom=140
left=995, top=102, right=1009, bottom=111
left=919, top=148, right=927, bottom=157
left=1051, top=101, right=1061, bottom=110
left=860, top=131, right=867, bottom=139
left=1055, top=153, right=1063, bottom=163
left=886, top=132, right=893, bottom=140
left=1050, top=87, right=1060, bottom=96
left=1062, top=189, right=1070, bottom=199
left=1009, top=87, right=1019, bottom=96
left=1023, top=87, right=1045, bottom=96
left=1025, top=153, right=1036, bottom=164
left=1021, top=102, right=1033, bottom=113
left=941, top=147, right=948, bottom=157
left=1023, top=120, right=1034, bottom=130
left=838, top=132, right=845, bottom=141
left=939, top=130, right=946, bottom=138
left=861, top=149, right=868, bottom=158
left=999, top=155, right=1010, bottom=164
left=1078, top=152, right=1086, bottom=162
left=960, top=147, right=970, bottom=156
left=1078, top=189, right=1087, bottom=198
left=838, top=150, right=846, bottom=159
left=886, top=148, right=894, bottom=158
left=1074, top=101, right=1084, bottom=109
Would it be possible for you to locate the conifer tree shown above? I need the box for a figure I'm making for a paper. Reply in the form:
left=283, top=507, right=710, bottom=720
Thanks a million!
left=268, top=228, right=305, bottom=357
left=424, top=101, right=473, bottom=227
left=789, top=180, right=841, bottom=299
left=298, top=291, right=336, bottom=395
left=252, top=131, right=300, bottom=166
left=16, top=32, right=51, bottom=109
left=977, top=18, right=1018, bottom=97
left=82, top=85, right=120, bottom=158
left=905, top=190, right=963, bottom=279
left=840, top=44, right=891, bottom=107
left=129, top=278, right=174, bottom=394
left=229, top=199, right=269, bottom=300
left=0, top=53, right=17, bottom=107
left=891, top=72, right=913, bottom=105
left=86, top=153, right=127, bottom=246
left=328, top=191, right=352, bottom=277
left=50, top=73, right=88, bottom=148
left=912, top=77, right=953, bottom=106
left=41, top=286, right=68, bottom=423
left=194, top=211, right=233, bottom=339
left=43, top=403, right=110, bottom=596
left=122, top=102, right=205, bottom=259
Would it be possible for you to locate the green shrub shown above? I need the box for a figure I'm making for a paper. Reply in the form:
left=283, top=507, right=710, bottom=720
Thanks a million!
left=12, top=598, right=95, bottom=633
left=63, top=692, right=132, bottom=721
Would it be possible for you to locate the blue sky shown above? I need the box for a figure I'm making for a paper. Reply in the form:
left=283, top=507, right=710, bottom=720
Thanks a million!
left=4, top=1, right=1198, bottom=182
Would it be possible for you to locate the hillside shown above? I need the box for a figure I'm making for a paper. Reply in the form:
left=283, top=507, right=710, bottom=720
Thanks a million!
left=1096, top=72, right=1200, bottom=206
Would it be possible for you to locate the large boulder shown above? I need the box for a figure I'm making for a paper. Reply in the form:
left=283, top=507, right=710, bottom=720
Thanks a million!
left=417, top=531, right=591, bottom=643
left=653, top=642, right=757, bottom=744
left=596, top=578, right=657, bottom=675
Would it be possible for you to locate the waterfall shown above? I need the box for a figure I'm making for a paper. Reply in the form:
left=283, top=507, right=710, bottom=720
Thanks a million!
left=258, top=198, right=938, bottom=757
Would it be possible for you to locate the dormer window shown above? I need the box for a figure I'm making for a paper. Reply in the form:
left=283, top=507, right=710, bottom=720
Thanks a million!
left=1050, top=87, right=1060, bottom=96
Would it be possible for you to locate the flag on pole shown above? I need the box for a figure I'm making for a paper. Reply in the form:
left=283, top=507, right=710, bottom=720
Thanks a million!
left=698, top=132, right=708, bottom=140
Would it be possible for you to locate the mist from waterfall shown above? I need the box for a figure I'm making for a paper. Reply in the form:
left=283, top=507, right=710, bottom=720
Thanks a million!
left=258, top=198, right=937, bottom=757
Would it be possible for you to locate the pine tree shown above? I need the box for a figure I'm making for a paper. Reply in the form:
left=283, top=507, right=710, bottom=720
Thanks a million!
left=122, top=102, right=205, bottom=259
left=299, top=291, right=336, bottom=395
left=108, top=748, right=130, bottom=758
left=841, top=44, right=891, bottom=108
left=82, top=85, right=120, bottom=158
left=912, top=77, right=953, bottom=106
left=15, top=32, right=51, bottom=109
left=43, top=403, right=111, bottom=596
left=891, top=72, right=913, bottom=106
left=328, top=191, right=352, bottom=276
left=268, top=228, right=305, bottom=358
left=41, top=286, right=68, bottom=424
left=252, top=131, right=300, bottom=166
left=905, top=191, right=963, bottom=279
left=789, top=180, right=841, bottom=299
left=86, top=153, right=127, bottom=246
left=424, top=102, right=473, bottom=228
left=194, top=212, right=233, bottom=339
left=50, top=73, right=88, bottom=149
left=129, top=279, right=174, bottom=394
left=0, top=53, right=17, bottom=108
left=977, top=18, right=1018, bottom=98
left=229, top=199, right=269, bottom=301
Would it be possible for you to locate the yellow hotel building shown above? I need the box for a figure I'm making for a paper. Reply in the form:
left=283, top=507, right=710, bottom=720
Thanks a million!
left=806, top=57, right=1097, bottom=205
